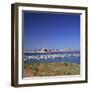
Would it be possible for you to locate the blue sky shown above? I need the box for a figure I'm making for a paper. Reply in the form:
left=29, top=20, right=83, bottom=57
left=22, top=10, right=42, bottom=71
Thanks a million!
left=23, top=11, right=80, bottom=50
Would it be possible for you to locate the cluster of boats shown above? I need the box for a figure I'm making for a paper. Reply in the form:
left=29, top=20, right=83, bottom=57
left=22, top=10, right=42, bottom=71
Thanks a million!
left=24, top=54, right=80, bottom=61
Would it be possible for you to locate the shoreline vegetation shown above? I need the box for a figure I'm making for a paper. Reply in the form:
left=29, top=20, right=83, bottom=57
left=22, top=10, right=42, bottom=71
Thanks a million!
left=24, top=62, right=80, bottom=77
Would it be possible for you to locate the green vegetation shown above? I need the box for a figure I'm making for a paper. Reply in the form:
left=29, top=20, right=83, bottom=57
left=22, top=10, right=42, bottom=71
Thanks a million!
left=24, top=62, right=80, bottom=77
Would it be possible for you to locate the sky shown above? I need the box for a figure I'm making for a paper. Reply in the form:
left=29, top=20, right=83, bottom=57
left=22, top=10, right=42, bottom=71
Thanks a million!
left=23, top=11, right=80, bottom=50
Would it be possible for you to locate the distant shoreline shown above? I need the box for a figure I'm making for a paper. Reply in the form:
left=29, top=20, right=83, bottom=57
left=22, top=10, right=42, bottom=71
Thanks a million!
left=24, top=50, right=80, bottom=54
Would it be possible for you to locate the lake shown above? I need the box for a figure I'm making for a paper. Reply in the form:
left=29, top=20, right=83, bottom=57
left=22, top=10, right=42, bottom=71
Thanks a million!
left=24, top=52, right=80, bottom=64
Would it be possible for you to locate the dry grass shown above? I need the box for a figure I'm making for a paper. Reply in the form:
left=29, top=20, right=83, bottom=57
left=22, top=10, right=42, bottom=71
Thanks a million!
left=24, top=62, right=80, bottom=77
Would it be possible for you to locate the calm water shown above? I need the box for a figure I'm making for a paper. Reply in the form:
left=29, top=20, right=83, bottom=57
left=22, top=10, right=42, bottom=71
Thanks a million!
left=24, top=52, right=80, bottom=64
left=24, top=51, right=80, bottom=56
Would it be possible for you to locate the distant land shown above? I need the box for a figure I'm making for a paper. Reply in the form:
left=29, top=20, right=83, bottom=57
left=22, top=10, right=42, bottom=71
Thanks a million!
left=24, top=48, right=80, bottom=53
